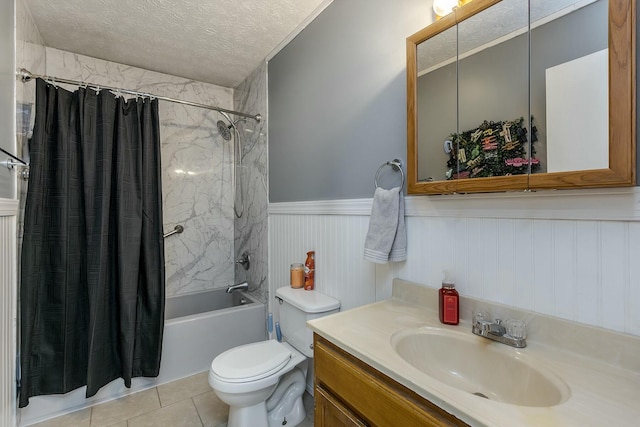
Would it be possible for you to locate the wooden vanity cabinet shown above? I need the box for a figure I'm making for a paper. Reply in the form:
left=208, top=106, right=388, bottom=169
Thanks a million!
left=315, top=385, right=367, bottom=427
left=313, top=334, right=469, bottom=427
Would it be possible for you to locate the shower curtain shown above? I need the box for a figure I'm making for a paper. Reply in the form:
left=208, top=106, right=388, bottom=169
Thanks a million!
left=19, top=79, right=165, bottom=407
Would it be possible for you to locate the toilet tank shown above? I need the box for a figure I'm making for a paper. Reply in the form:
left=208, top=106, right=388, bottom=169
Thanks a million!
left=275, top=287, right=340, bottom=358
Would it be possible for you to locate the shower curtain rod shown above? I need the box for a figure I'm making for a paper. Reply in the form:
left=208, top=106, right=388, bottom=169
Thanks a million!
left=17, top=68, right=262, bottom=122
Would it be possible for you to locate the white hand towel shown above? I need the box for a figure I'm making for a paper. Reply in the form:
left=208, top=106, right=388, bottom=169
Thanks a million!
left=364, top=186, right=407, bottom=263
left=388, top=190, right=407, bottom=262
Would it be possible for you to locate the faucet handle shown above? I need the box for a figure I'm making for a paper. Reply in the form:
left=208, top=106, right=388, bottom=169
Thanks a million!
left=235, top=251, right=250, bottom=270
left=472, top=309, right=491, bottom=325
left=505, top=319, right=527, bottom=339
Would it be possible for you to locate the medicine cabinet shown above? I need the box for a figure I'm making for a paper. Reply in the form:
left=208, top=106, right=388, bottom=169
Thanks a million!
left=407, top=0, right=636, bottom=195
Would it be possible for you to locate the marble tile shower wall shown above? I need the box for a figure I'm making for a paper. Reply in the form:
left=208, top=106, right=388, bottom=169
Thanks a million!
left=233, top=61, right=269, bottom=304
left=20, top=40, right=240, bottom=297
left=16, top=0, right=44, bottom=137
left=16, top=0, right=46, bottom=300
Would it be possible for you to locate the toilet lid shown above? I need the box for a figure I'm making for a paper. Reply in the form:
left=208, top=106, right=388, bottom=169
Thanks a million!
left=211, top=340, right=292, bottom=382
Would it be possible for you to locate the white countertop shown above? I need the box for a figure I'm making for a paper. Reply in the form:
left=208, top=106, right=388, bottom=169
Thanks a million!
left=307, top=280, right=640, bottom=427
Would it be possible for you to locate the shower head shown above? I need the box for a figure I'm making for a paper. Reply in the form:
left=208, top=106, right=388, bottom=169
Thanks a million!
left=217, top=117, right=248, bottom=141
left=217, top=120, right=232, bottom=141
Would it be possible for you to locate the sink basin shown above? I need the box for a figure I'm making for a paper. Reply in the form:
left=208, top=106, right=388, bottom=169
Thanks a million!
left=391, top=327, right=570, bottom=407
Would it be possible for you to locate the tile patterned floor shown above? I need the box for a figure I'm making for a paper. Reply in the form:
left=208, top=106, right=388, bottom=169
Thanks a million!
left=29, top=372, right=315, bottom=427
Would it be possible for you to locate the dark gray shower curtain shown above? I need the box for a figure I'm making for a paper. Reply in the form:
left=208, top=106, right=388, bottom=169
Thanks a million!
left=19, top=79, right=165, bottom=407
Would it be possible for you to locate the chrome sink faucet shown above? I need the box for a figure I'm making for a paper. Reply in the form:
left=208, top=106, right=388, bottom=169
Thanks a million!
left=472, top=311, right=527, bottom=348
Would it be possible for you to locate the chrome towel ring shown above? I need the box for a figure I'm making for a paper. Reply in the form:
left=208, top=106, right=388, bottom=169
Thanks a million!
left=374, top=159, right=405, bottom=190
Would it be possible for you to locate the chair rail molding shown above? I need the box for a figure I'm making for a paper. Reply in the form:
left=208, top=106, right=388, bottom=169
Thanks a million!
left=0, top=198, right=18, bottom=217
left=268, top=187, right=640, bottom=221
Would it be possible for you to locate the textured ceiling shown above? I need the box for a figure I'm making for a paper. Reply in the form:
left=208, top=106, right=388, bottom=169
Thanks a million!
left=418, top=0, right=599, bottom=74
left=25, top=0, right=329, bottom=88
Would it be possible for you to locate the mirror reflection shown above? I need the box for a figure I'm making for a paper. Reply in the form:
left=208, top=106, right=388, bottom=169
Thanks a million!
left=416, top=26, right=457, bottom=182
left=530, top=0, right=608, bottom=173
left=456, top=0, right=530, bottom=180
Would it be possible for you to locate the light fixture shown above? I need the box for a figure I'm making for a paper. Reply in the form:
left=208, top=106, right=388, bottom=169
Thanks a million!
left=433, top=0, right=458, bottom=18
left=433, top=0, right=474, bottom=19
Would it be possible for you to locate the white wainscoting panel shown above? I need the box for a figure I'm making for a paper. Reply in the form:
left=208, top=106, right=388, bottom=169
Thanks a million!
left=268, top=214, right=376, bottom=317
left=0, top=199, right=18, bottom=427
left=600, top=221, right=627, bottom=332
left=270, top=193, right=640, bottom=337
left=378, top=216, right=639, bottom=336
left=628, top=223, right=640, bottom=335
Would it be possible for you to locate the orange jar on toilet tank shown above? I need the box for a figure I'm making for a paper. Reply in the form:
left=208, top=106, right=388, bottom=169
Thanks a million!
left=290, top=263, right=305, bottom=288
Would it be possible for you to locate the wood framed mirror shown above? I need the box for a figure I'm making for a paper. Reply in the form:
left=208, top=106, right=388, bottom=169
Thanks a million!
left=407, top=0, right=636, bottom=195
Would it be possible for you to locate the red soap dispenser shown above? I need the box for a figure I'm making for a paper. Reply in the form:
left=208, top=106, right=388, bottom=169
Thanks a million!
left=439, top=271, right=459, bottom=325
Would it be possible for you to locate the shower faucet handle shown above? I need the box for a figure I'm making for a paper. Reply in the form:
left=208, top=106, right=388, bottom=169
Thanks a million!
left=235, top=251, right=250, bottom=270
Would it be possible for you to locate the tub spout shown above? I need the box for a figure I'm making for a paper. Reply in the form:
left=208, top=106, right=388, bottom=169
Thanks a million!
left=226, top=281, right=249, bottom=293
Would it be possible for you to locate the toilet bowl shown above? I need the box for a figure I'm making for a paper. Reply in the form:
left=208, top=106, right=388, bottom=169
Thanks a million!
left=209, top=340, right=306, bottom=427
left=208, top=287, right=340, bottom=427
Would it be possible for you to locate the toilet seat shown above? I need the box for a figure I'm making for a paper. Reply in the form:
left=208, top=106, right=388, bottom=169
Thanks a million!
left=211, top=340, right=292, bottom=383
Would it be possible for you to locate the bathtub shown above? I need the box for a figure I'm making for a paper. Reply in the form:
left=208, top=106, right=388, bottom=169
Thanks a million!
left=20, top=289, right=265, bottom=426
left=158, top=289, right=266, bottom=384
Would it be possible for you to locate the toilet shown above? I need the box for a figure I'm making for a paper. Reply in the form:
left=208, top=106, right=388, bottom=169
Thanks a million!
left=208, top=286, right=340, bottom=427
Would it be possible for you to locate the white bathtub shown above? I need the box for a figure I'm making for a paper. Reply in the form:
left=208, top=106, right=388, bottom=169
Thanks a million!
left=20, top=289, right=265, bottom=426
left=158, top=289, right=266, bottom=384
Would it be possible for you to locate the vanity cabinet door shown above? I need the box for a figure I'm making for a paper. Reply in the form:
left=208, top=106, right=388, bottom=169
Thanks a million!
left=315, top=385, right=367, bottom=427
left=314, top=334, right=468, bottom=427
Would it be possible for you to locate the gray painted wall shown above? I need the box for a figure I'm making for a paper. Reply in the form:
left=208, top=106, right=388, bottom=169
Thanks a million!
left=0, top=0, right=16, bottom=199
left=268, top=0, right=430, bottom=202
left=269, top=0, right=638, bottom=200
